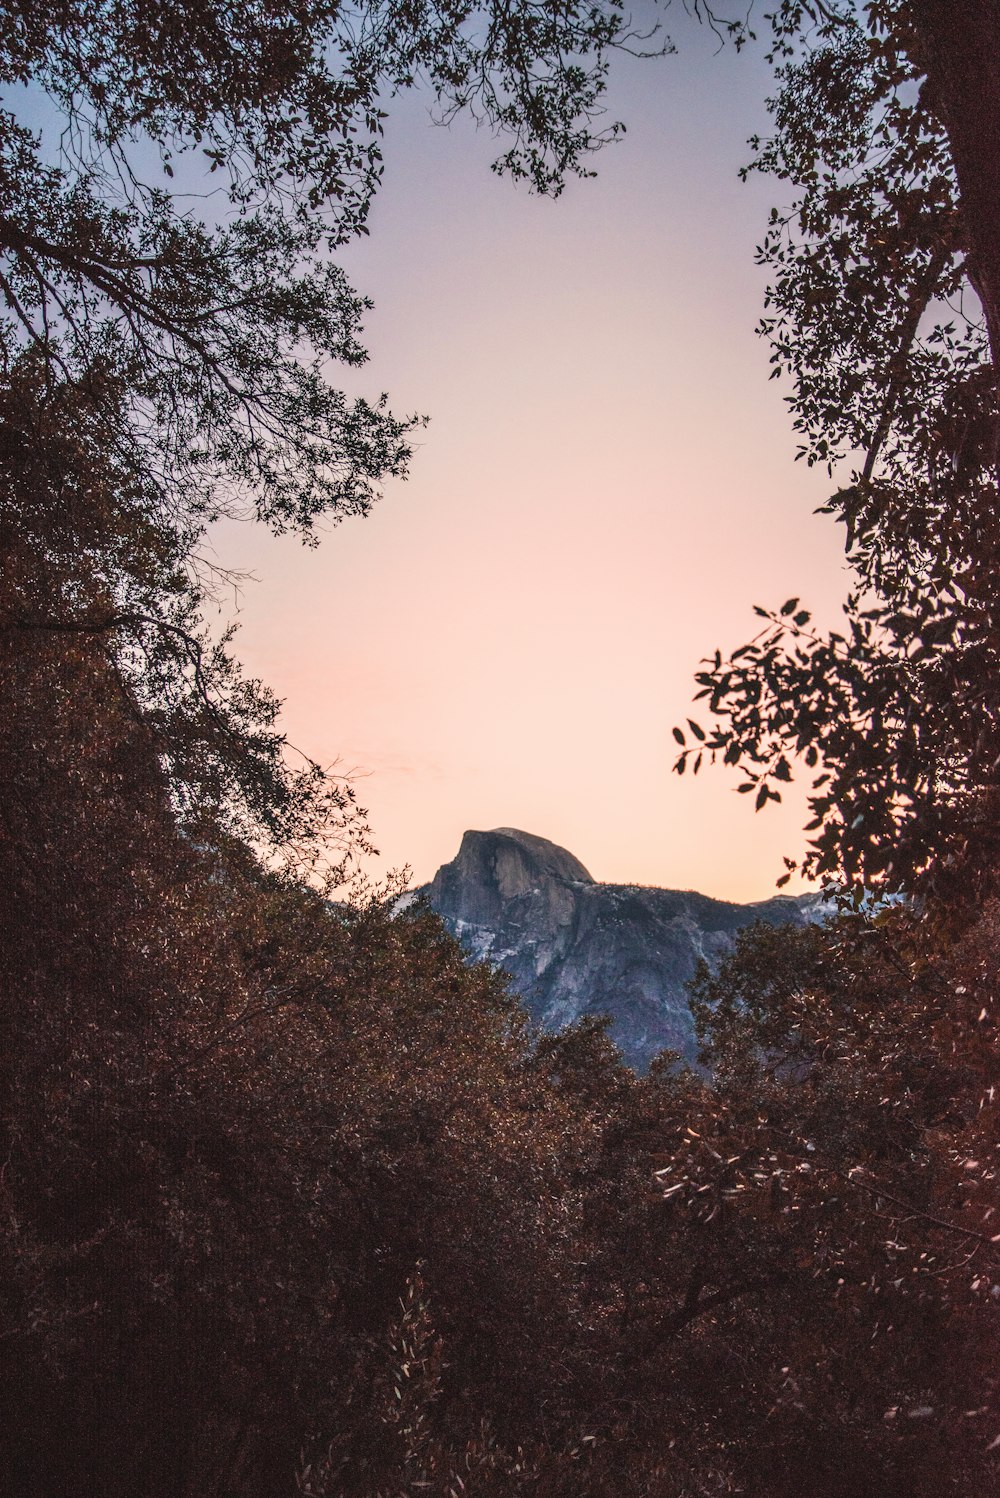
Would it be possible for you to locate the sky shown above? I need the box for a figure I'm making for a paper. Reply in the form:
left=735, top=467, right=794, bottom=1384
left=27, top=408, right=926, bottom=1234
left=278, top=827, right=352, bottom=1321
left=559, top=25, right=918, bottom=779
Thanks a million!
left=213, top=14, right=852, bottom=902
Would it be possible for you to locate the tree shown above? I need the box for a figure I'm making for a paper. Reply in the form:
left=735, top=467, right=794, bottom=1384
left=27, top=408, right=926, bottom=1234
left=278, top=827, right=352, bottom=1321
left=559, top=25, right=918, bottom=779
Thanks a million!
left=0, top=357, right=378, bottom=879
left=663, top=10, right=1000, bottom=1483
left=664, top=907, right=1000, bottom=1494
left=1, top=10, right=687, bottom=1493
left=907, top=1, right=1000, bottom=372
left=673, top=3, right=1000, bottom=909
left=9, top=5, right=1000, bottom=1493
left=0, top=0, right=661, bottom=873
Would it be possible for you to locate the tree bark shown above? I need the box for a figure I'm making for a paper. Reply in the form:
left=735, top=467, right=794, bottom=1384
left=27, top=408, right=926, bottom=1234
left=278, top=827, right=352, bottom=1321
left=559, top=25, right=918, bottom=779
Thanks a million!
left=908, top=2, right=1000, bottom=375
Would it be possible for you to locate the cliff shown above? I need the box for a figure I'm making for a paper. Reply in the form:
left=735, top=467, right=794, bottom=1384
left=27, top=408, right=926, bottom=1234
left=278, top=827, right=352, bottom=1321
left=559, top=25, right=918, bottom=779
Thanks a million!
left=423, top=827, right=819, bottom=1069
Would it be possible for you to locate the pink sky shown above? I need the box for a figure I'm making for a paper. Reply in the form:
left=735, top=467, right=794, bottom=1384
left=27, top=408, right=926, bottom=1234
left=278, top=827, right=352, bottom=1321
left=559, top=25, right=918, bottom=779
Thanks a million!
left=214, top=25, right=850, bottom=902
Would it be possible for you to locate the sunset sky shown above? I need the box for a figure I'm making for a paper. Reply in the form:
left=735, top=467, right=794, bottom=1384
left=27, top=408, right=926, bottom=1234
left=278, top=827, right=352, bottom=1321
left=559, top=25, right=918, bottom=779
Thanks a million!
left=215, top=15, right=851, bottom=902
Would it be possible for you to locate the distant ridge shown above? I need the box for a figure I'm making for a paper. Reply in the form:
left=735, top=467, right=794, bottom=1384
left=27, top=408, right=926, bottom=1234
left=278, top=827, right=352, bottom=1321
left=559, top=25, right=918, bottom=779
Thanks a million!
left=421, top=828, right=820, bottom=1069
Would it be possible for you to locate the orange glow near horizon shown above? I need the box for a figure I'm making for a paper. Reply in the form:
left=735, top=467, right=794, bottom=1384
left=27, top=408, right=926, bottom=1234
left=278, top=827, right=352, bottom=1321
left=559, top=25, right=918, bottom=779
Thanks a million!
left=213, top=28, right=852, bottom=904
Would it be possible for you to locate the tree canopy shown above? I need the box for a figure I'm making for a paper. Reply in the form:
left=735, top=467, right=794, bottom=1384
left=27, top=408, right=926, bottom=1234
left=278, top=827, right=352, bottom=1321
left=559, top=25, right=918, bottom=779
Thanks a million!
left=674, top=1, right=1000, bottom=910
left=4, top=2, right=1000, bottom=1495
left=1, top=0, right=658, bottom=874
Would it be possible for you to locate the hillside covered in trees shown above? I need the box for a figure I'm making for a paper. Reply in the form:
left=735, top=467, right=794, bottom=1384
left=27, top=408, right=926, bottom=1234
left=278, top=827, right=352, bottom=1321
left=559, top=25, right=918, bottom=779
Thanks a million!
left=2, top=3, right=998, bottom=1495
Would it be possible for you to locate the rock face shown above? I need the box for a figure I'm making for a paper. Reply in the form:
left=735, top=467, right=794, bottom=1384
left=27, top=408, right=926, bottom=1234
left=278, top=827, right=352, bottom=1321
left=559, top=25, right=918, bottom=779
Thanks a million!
left=423, top=828, right=818, bottom=1069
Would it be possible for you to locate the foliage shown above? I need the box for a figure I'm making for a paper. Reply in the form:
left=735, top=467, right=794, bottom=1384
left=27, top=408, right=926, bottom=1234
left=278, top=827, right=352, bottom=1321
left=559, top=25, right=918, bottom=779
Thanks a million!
left=0, top=0, right=662, bottom=871
left=0, top=603, right=596, bottom=1492
left=673, top=2, right=1000, bottom=906
left=0, top=0, right=655, bottom=529
left=668, top=907, right=1000, bottom=1492
left=4, top=546, right=998, bottom=1491
left=5, top=2, right=1000, bottom=1494
left=663, top=7, right=1000, bottom=1485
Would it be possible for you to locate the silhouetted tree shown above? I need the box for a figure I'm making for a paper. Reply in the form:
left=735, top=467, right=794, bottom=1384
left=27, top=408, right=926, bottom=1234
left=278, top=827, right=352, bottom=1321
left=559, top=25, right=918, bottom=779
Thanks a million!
left=0, top=0, right=660, bottom=871
left=675, top=2, right=1000, bottom=910
left=7, top=5, right=1000, bottom=1495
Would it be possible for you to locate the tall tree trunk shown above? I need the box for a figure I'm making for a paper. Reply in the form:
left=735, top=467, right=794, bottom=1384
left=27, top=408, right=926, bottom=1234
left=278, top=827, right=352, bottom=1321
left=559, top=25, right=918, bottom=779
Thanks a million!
left=909, top=1, right=1000, bottom=375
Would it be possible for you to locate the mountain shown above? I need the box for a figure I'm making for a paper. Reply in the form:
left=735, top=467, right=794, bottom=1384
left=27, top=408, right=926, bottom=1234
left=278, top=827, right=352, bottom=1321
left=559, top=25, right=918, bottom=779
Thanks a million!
left=421, top=827, right=821, bottom=1069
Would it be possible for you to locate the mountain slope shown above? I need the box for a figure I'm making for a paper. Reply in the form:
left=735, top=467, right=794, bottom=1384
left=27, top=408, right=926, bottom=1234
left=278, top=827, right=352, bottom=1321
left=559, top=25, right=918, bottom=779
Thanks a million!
left=422, top=828, right=819, bottom=1068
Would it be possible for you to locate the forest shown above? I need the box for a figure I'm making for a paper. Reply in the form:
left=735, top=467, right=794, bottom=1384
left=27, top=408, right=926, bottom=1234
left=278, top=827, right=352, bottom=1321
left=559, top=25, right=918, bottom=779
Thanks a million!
left=1, top=2, right=998, bottom=1494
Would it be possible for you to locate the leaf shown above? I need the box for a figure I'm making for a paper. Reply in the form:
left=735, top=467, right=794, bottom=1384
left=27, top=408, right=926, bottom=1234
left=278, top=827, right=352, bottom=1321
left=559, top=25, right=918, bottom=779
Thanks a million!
left=781, top=598, right=799, bottom=615
left=672, top=727, right=686, bottom=745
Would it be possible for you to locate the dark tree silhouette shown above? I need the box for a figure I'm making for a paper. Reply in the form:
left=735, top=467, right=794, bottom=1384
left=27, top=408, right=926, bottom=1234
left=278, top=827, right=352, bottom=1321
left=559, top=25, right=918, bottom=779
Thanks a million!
left=676, top=2, right=1000, bottom=910
left=5, top=5, right=999, bottom=1495
left=0, top=0, right=660, bottom=871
